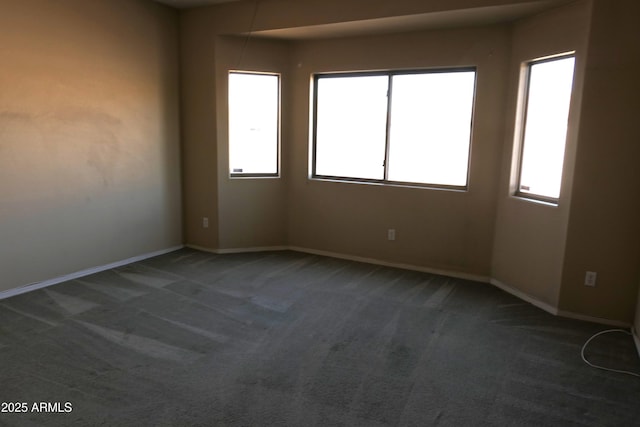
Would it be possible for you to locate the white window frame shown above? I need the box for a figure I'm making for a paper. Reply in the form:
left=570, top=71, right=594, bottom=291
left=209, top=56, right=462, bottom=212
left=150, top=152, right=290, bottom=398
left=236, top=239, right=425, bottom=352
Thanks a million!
left=311, top=68, right=477, bottom=190
left=514, top=53, right=576, bottom=204
left=228, top=71, right=281, bottom=178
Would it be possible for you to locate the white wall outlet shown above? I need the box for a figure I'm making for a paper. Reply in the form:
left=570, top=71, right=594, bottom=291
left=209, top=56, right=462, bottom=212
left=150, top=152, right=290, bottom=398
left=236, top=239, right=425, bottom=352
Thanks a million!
left=388, top=229, right=396, bottom=241
left=584, top=271, right=597, bottom=287
left=202, top=217, right=209, bottom=228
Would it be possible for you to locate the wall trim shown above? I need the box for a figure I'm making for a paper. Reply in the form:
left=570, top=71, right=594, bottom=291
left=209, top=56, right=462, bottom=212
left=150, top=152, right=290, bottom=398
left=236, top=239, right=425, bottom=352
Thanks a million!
left=185, top=244, right=220, bottom=254
left=490, top=278, right=559, bottom=316
left=185, top=244, right=288, bottom=254
left=2, top=242, right=632, bottom=329
left=556, top=309, right=631, bottom=328
left=490, top=278, right=632, bottom=328
left=217, top=246, right=289, bottom=254
left=0, top=245, right=184, bottom=301
left=290, top=246, right=491, bottom=284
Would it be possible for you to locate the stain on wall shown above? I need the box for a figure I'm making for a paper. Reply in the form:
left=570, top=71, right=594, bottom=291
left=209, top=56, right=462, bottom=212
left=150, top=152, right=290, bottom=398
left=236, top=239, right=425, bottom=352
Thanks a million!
left=0, top=0, right=182, bottom=290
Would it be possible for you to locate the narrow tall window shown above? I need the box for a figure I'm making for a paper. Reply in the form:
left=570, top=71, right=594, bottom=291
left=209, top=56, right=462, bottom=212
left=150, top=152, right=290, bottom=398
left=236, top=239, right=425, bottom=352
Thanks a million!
left=517, top=55, right=575, bottom=201
left=313, top=68, right=476, bottom=189
left=228, top=72, right=280, bottom=177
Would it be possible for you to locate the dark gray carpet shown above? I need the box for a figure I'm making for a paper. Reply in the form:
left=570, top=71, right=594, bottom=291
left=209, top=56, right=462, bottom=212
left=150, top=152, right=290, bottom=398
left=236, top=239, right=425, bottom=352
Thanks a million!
left=1, top=248, right=639, bottom=426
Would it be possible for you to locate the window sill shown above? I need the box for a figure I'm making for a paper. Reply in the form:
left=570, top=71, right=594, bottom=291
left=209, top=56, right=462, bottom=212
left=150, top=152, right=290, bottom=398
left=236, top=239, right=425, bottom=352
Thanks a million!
left=310, top=176, right=467, bottom=193
left=229, top=174, right=280, bottom=179
left=511, top=194, right=558, bottom=207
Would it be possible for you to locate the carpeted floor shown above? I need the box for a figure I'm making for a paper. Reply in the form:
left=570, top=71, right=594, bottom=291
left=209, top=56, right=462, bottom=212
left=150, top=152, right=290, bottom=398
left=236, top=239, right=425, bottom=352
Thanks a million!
left=1, top=248, right=639, bottom=426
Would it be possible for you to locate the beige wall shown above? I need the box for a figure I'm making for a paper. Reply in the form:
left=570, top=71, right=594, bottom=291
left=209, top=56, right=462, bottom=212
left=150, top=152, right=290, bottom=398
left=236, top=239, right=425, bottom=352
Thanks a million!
left=179, top=0, right=535, bottom=256
left=181, top=2, right=513, bottom=273
left=287, top=27, right=510, bottom=276
left=4, top=0, right=637, bottom=324
left=180, top=10, right=220, bottom=249
left=215, top=36, right=290, bottom=249
left=180, top=27, right=290, bottom=250
left=559, top=0, right=640, bottom=323
left=0, top=0, right=182, bottom=291
left=209, top=0, right=558, bottom=34
left=178, top=0, right=639, bottom=324
left=491, top=1, right=592, bottom=307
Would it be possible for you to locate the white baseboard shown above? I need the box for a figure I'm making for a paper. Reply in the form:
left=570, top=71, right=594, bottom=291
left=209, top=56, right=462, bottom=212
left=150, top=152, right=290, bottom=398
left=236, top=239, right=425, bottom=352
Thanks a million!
left=185, top=244, right=288, bottom=254
left=187, top=243, right=490, bottom=283
left=0, top=245, right=184, bottom=301
left=217, top=246, right=289, bottom=254
left=193, top=245, right=635, bottom=329
left=490, top=278, right=559, bottom=316
left=490, top=278, right=632, bottom=328
left=290, top=246, right=491, bottom=284
left=295, top=248, right=632, bottom=327
left=186, top=244, right=633, bottom=329
left=556, top=309, right=631, bottom=328
left=3, top=241, right=632, bottom=330
left=184, top=244, right=219, bottom=254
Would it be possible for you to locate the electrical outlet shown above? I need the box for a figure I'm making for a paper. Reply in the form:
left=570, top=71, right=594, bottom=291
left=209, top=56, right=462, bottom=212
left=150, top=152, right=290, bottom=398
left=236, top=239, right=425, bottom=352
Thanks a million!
left=388, top=229, right=396, bottom=241
left=202, top=217, right=209, bottom=228
left=584, top=271, right=597, bottom=287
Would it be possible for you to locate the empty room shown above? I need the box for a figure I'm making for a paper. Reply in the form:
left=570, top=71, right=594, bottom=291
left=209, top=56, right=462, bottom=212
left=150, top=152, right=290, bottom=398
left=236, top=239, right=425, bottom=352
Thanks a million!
left=1, top=0, right=639, bottom=425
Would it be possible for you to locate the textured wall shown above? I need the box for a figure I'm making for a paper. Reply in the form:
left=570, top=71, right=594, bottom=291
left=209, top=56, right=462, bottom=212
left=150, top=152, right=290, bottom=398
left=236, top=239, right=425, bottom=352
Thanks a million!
left=179, top=0, right=638, bottom=323
left=179, top=9, right=219, bottom=250
left=559, top=0, right=640, bottom=322
left=215, top=36, right=290, bottom=250
left=287, top=27, right=510, bottom=277
left=0, top=0, right=182, bottom=290
left=491, top=1, right=591, bottom=307
left=180, top=3, right=512, bottom=273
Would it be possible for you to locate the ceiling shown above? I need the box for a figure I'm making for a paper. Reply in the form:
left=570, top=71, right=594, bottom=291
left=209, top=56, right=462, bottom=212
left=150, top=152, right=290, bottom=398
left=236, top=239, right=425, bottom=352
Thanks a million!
left=254, top=1, right=567, bottom=40
left=154, top=0, right=239, bottom=8
left=153, top=0, right=572, bottom=40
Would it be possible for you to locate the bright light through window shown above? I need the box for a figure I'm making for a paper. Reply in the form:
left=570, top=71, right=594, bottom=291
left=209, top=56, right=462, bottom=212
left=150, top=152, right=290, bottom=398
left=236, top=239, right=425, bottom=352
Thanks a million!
left=388, top=72, right=475, bottom=186
left=313, top=69, right=476, bottom=188
left=518, top=55, right=575, bottom=200
left=315, top=76, right=388, bottom=180
left=229, top=72, right=279, bottom=176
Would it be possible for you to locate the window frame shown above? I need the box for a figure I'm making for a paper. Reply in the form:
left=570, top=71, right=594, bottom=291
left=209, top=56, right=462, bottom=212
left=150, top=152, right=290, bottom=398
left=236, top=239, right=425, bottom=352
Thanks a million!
left=311, top=67, right=477, bottom=191
left=514, top=53, right=576, bottom=204
left=228, top=70, right=281, bottom=179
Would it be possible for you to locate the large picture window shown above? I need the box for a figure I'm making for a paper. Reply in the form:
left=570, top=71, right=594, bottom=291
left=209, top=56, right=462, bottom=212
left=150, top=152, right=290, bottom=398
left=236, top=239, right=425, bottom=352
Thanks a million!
left=228, top=71, right=280, bottom=177
left=516, top=54, right=575, bottom=202
left=312, top=69, right=476, bottom=188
